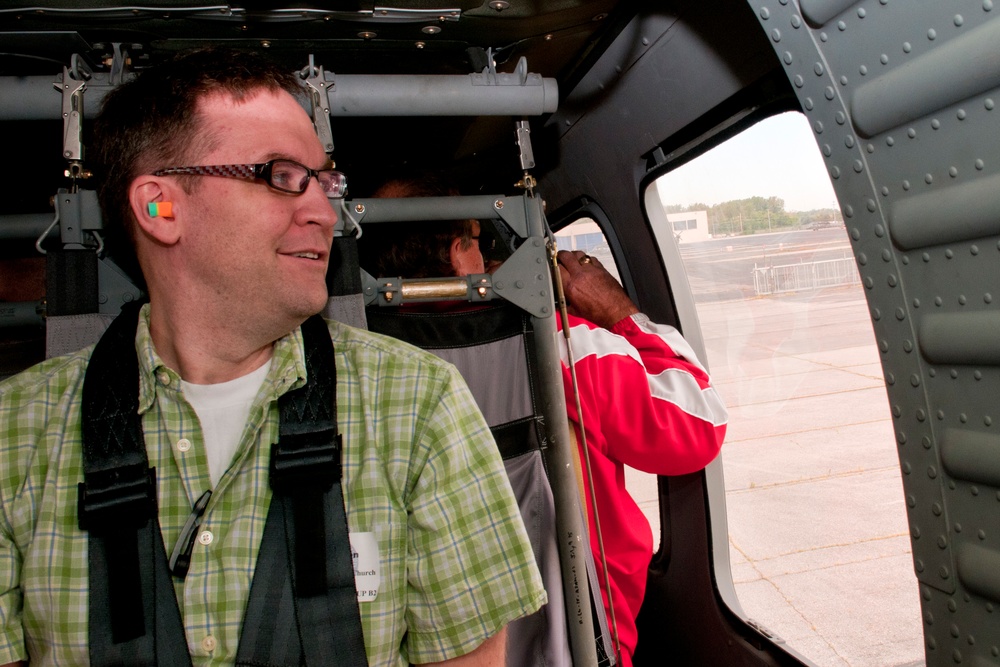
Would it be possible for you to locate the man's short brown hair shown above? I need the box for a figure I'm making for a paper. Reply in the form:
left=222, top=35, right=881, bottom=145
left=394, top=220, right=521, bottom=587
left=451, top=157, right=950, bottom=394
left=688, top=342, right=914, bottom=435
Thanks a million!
left=91, top=48, right=304, bottom=280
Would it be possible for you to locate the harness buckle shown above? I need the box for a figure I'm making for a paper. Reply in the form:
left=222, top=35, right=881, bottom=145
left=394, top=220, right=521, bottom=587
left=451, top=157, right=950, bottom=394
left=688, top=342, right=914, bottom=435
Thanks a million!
left=269, top=429, right=342, bottom=495
left=78, top=464, right=157, bottom=532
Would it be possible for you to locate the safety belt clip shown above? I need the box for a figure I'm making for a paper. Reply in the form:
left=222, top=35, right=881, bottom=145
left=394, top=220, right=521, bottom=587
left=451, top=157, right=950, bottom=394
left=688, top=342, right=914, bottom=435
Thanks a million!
left=78, top=464, right=157, bottom=532
left=269, top=430, right=342, bottom=495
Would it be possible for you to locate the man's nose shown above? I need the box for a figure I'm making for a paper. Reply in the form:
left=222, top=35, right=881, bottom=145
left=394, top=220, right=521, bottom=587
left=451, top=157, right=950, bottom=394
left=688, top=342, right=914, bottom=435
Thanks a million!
left=297, top=178, right=340, bottom=229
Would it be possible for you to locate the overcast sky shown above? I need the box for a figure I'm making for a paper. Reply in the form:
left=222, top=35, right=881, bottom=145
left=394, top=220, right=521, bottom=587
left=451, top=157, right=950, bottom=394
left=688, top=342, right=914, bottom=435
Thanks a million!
left=655, top=111, right=838, bottom=212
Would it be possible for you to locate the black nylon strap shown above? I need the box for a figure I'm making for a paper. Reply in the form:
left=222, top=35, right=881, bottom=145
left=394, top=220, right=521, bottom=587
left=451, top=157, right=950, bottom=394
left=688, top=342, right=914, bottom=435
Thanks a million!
left=234, top=500, right=302, bottom=666
left=79, top=301, right=192, bottom=667
left=237, top=314, right=368, bottom=667
left=490, top=416, right=543, bottom=461
left=237, top=482, right=367, bottom=666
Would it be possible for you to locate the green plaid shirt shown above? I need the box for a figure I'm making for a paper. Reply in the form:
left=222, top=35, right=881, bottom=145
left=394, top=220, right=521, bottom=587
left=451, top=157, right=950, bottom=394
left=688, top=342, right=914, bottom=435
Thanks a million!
left=0, top=305, right=545, bottom=666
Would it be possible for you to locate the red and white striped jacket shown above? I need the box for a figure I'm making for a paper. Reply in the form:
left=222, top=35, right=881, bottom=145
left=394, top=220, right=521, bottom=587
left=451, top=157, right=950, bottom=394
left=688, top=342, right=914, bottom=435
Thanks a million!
left=557, top=312, right=728, bottom=667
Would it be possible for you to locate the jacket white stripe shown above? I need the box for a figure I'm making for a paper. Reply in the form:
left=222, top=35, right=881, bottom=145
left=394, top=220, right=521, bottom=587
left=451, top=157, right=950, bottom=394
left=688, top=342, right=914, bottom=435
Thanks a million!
left=558, top=314, right=727, bottom=427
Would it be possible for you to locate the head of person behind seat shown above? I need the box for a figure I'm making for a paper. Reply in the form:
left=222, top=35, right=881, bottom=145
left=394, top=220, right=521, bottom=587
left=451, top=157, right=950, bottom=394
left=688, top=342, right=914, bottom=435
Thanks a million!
left=366, top=173, right=484, bottom=278
left=90, top=48, right=340, bottom=364
left=370, top=173, right=638, bottom=329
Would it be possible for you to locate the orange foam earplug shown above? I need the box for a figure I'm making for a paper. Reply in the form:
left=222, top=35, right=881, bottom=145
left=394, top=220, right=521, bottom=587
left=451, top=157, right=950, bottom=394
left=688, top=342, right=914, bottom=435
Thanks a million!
left=147, top=202, right=174, bottom=218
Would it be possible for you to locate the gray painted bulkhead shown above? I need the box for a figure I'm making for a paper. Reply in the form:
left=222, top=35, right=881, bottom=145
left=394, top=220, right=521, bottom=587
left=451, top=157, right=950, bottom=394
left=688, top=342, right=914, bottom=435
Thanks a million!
left=746, top=0, right=1000, bottom=664
left=542, top=3, right=782, bottom=335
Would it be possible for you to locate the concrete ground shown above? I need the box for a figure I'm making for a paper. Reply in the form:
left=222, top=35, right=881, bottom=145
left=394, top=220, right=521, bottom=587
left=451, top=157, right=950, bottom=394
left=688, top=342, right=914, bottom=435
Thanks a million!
left=624, top=284, right=926, bottom=666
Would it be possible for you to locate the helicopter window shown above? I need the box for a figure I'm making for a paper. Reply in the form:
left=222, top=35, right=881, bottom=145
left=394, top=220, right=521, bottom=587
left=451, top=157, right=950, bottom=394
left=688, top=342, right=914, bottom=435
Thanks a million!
left=649, top=111, right=923, bottom=666
left=555, top=218, right=623, bottom=285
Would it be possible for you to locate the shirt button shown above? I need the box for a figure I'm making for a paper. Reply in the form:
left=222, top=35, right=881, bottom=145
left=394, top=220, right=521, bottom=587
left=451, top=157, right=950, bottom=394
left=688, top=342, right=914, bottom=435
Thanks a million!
left=176, top=438, right=192, bottom=452
left=156, top=371, right=170, bottom=386
left=198, top=530, right=214, bottom=546
left=201, top=635, right=216, bottom=652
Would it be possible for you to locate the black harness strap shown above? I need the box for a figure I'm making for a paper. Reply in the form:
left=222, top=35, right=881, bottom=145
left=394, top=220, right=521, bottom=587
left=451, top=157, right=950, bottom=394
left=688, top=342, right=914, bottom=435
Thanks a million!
left=79, top=301, right=192, bottom=667
left=237, top=314, right=368, bottom=666
left=79, top=307, right=367, bottom=666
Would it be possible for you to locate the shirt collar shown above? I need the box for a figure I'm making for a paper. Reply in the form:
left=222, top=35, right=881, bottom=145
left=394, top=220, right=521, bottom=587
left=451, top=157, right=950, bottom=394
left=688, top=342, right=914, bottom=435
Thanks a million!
left=134, top=303, right=311, bottom=413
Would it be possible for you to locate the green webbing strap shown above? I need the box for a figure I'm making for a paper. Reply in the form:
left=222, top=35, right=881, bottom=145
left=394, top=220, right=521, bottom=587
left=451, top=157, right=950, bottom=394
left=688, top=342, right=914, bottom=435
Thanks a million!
left=80, top=307, right=367, bottom=666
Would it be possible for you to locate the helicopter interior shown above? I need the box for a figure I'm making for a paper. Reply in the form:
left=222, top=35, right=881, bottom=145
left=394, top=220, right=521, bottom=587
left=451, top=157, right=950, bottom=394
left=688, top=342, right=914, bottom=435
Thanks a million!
left=5, top=1, right=1000, bottom=666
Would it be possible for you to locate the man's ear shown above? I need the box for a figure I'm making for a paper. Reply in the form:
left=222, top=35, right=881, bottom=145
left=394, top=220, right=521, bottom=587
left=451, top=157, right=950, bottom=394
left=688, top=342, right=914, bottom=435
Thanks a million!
left=130, top=176, right=182, bottom=245
left=448, top=235, right=465, bottom=268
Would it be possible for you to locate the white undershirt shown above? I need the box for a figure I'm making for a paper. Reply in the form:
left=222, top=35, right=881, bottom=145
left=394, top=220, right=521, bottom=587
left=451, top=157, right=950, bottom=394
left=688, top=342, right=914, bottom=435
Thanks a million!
left=181, top=359, right=272, bottom=487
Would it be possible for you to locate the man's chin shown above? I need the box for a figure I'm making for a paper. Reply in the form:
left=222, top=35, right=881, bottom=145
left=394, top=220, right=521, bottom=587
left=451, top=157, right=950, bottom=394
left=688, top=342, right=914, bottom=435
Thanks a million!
left=298, top=291, right=330, bottom=319
left=268, top=288, right=329, bottom=332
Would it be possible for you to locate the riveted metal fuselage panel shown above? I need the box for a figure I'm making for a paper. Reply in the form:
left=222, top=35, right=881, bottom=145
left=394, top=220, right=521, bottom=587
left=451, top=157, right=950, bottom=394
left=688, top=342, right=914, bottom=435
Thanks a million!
left=747, top=0, right=1000, bottom=663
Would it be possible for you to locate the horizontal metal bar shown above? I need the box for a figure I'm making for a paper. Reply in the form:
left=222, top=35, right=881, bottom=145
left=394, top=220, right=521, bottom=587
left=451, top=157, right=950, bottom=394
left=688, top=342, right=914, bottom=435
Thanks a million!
left=0, top=301, right=44, bottom=328
left=0, top=70, right=557, bottom=121
left=343, top=195, right=529, bottom=239
left=370, top=274, right=495, bottom=306
left=0, top=214, right=58, bottom=241
left=347, top=195, right=505, bottom=223
left=0, top=74, right=112, bottom=121
left=324, top=72, right=558, bottom=116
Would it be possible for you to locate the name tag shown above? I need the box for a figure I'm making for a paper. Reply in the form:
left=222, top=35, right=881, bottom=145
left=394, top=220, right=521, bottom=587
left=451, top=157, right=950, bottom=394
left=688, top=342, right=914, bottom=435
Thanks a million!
left=350, top=532, right=380, bottom=602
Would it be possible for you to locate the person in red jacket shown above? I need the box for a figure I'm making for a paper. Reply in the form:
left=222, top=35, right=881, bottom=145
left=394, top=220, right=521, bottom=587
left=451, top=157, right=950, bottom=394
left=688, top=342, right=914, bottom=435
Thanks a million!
left=364, top=175, right=728, bottom=667
left=554, top=248, right=727, bottom=667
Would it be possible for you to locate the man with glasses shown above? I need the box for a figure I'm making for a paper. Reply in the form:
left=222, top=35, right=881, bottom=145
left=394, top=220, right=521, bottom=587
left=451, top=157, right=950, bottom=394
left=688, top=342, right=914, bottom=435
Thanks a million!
left=0, top=48, right=544, bottom=666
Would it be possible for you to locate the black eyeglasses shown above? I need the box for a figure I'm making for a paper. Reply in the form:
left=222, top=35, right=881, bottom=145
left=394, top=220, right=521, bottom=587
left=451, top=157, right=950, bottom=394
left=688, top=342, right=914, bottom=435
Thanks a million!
left=154, top=159, right=347, bottom=198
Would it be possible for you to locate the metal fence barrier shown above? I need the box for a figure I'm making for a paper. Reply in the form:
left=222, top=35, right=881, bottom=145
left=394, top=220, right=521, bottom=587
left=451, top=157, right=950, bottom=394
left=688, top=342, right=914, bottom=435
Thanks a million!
left=752, top=257, right=860, bottom=296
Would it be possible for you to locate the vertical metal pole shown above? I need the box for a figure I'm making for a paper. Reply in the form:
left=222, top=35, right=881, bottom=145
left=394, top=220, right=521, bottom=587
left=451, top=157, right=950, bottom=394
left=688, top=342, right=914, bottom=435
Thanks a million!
left=522, top=194, right=599, bottom=667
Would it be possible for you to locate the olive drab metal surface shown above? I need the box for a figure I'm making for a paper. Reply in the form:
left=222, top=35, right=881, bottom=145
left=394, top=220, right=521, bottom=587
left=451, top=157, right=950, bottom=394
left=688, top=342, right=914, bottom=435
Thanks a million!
left=747, top=0, right=1000, bottom=663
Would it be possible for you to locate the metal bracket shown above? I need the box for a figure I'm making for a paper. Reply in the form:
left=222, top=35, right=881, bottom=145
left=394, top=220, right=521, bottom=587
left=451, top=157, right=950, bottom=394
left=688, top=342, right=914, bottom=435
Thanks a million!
left=338, top=200, right=364, bottom=238
left=516, top=120, right=535, bottom=171
left=96, top=256, right=144, bottom=314
left=300, top=55, right=335, bottom=155
left=492, top=196, right=530, bottom=238
left=483, top=46, right=498, bottom=80
left=490, top=236, right=553, bottom=318
left=108, top=43, right=130, bottom=87
left=514, top=119, right=537, bottom=194
left=55, top=63, right=88, bottom=166
left=473, top=54, right=538, bottom=88
left=371, top=6, right=461, bottom=21
left=38, top=189, right=104, bottom=254
left=56, top=189, right=104, bottom=246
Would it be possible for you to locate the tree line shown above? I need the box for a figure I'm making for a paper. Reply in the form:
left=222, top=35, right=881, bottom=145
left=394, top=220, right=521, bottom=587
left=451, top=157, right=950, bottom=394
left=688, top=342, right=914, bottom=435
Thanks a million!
left=665, top=196, right=841, bottom=236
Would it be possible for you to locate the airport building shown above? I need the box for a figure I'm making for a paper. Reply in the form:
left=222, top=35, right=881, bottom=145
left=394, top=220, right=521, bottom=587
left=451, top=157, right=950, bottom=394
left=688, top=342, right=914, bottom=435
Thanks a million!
left=661, top=210, right=711, bottom=243
left=555, top=210, right=711, bottom=251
